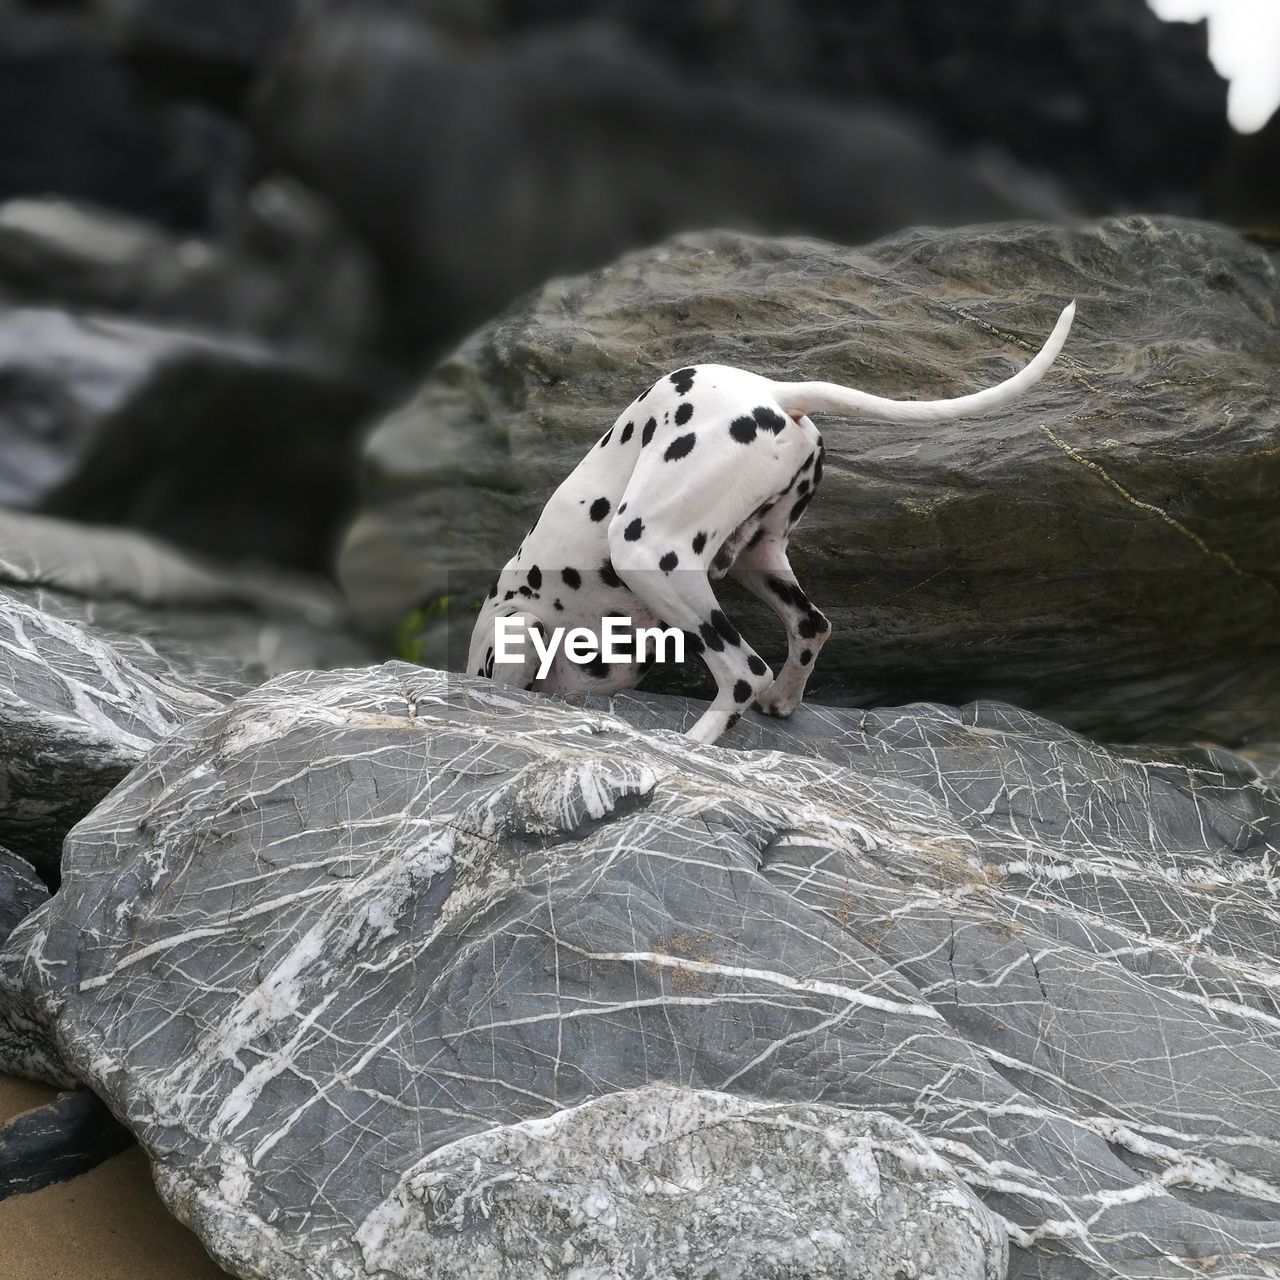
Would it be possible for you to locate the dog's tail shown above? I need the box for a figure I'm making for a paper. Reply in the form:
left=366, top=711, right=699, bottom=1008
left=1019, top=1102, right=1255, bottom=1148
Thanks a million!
left=770, top=302, right=1075, bottom=424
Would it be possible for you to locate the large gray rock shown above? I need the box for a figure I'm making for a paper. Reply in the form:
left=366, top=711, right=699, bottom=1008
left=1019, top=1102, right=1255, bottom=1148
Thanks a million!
left=0, top=510, right=370, bottom=873
left=0, top=306, right=377, bottom=570
left=3, top=663, right=1279, bottom=1277
left=341, top=217, right=1280, bottom=745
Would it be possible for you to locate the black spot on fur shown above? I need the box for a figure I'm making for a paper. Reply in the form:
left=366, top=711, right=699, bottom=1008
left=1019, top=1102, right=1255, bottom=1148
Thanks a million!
left=624, top=518, right=644, bottom=541
left=753, top=405, right=787, bottom=434
left=561, top=567, right=582, bottom=590
left=659, top=551, right=679, bottom=573
left=712, top=547, right=734, bottom=572
left=710, top=610, right=740, bottom=646
left=590, top=497, right=611, bottom=522
left=799, top=610, right=828, bottom=639
left=733, top=679, right=752, bottom=703
left=747, top=653, right=767, bottom=677
left=518, top=586, right=533, bottom=598
left=527, top=565, right=542, bottom=589
left=674, top=401, right=694, bottom=426
left=600, top=559, right=624, bottom=589
left=796, top=479, right=810, bottom=498
left=621, top=420, right=635, bottom=444
left=726, top=712, right=741, bottom=730
left=685, top=630, right=705, bottom=658
left=747, top=529, right=766, bottom=549
left=753, top=501, right=775, bottom=519
left=814, top=444, right=825, bottom=486
left=553, top=599, right=564, bottom=611
left=799, top=648, right=813, bottom=666
left=642, top=417, right=657, bottom=446
left=599, top=429, right=612, bottom=448
left=619, top=503, right=627, bottom=514
left=503, top=590, right=516, bottom=601
left=801, top=452, right=815, bottom=472
left=789, top=494, right=813, bottom=525
left=692, top=531, right=707, bottom=554
left=729, top=416, right=757, bottom=444
left=664, top=432, right=696, bottom=462
left=638, top=384, right=651, bottom=401
left=670, top=367, right=696, bottom=395
left=766, top=576, right=800, bottom=607
left=698, top=621, right=725, bottom=652
left=584, top=655, right=609, bottom=680
left=486, top=581, right=497, bottom=599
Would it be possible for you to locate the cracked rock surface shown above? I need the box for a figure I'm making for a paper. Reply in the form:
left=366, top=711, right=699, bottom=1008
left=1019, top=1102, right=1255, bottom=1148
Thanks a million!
left=341, top=216, right=1280, bottom=745
left=0, top=510, right=370, bottom=874
left=3, top=662, right=1279, bottom=1277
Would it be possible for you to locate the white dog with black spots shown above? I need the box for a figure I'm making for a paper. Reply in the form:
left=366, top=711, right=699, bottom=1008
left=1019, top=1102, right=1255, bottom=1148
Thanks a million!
left=469, top=301, right=1075, bottom=744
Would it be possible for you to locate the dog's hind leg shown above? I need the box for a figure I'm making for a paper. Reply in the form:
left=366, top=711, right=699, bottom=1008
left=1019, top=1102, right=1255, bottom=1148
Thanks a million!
left=608, top=528, right=772, bottom=744
left=729, top=535, right=830, bottom=718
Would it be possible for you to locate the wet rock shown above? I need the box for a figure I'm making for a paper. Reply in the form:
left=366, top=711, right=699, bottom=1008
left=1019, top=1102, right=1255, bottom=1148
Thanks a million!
left=0, top=308, right=378, bottom=571
left=257, top=14, right=1061, bottom=353
left=0, top=1089, right=133, bottom=1199
left=1, top=663, right=1277, bottom=1277
left=340, top=216, right=1280, bottom=745
left=0, top=510, right=371, bottom=874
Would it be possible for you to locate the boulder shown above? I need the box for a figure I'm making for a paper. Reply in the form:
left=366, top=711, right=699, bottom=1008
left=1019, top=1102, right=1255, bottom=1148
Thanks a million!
left=257, top=14, right=1063, bottom=354
left=0, top=307, right=378, bottom=571
left=2, top=663, right=1278, bottom=1277
left=0, top=194, right=377, bottom=356
left=485, top=0, right=1229, bottom=214
left=0, top=510, right=371, bottom=874
left=0, top=1089, right=133, bottom=1199
left=340, top=217, right=1280, bottom=745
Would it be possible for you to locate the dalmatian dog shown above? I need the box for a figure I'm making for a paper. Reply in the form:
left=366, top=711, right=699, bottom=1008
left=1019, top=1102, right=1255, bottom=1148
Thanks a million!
left=469, top=302, right=1075, bottom=744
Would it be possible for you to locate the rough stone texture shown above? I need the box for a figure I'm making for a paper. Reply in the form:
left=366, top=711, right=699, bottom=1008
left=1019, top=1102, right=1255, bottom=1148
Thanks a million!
left=257, top=13, right=1062, bottom=354
left=3, top=663, right=1280, bottom=1277
left=341, top=217, right=1280, bottom=745
left=0, top=195, right=376, bottom=355
left=0, top=510, right=370, bottom=874
left=358, top=1087, right=1007, bottom=1280
left=0, top=848, right=46, bottom=947
left=0, top=307, right=378, bottom=571
left=0, top=1089, right=133, bottom=1199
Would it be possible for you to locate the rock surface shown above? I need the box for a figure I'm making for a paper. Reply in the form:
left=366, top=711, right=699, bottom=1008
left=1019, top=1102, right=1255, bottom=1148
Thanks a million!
left=0, top=307, right=377, bottom=570
left=341, top=217, right=1280, bottom=745
left=3, top=663, right=1279, bottom=1277
left=0, top=1089, right=133, bottom=1200
left=358, top=1087, right=1007, bottom=1280
left=0, top=510, right=370, bottom=874
left=0, top=849, right=45, bottom=949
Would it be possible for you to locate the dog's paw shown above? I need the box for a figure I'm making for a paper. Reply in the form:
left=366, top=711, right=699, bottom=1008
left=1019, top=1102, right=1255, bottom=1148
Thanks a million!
left=756, top=697, right=797, bottom=719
